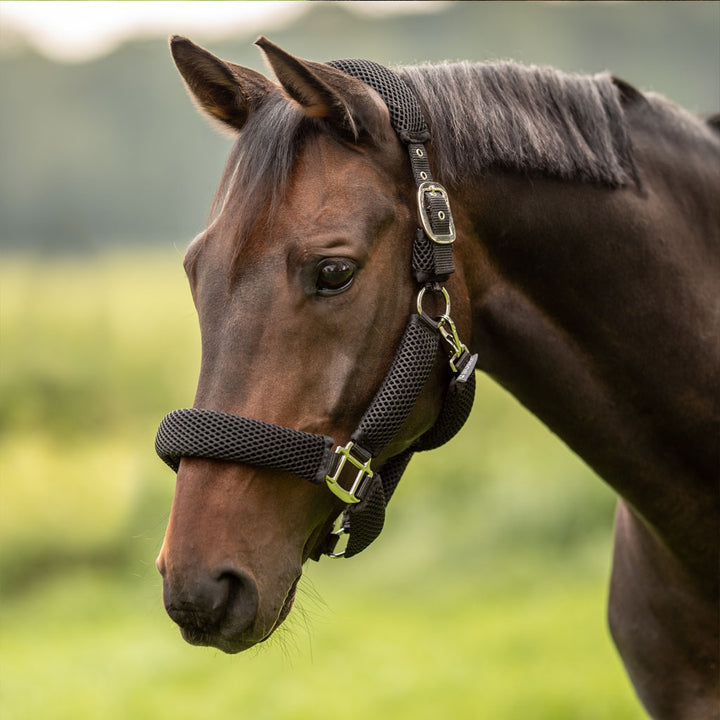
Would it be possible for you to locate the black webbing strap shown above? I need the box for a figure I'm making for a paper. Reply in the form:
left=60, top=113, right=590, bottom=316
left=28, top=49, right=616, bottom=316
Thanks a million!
left=327, top=59, right=455, bottom=283
left=408, top=144, right=455, bottom=282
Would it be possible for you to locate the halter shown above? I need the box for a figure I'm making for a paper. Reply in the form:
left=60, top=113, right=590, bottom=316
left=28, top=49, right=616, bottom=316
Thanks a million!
left=155, top=59, right=477, bottom=559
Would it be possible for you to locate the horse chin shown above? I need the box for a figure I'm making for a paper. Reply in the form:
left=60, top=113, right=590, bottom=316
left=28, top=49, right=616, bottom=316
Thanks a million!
left=179, top=627, right=255, bottom=654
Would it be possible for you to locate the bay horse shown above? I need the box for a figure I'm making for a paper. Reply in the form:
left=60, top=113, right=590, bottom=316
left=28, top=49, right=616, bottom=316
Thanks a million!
left=155, top=37, right=719, bottom=720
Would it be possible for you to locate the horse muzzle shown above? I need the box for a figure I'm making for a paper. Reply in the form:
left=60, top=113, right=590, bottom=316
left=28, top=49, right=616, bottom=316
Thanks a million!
left=157, top=556, right=300, bottom=653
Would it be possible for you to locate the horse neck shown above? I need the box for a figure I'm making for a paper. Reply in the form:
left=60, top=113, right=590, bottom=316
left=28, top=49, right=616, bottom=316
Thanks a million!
left=453, top=165, right=719, bottom=570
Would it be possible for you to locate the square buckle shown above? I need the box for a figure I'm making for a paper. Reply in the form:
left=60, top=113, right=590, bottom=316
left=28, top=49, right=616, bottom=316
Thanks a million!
left=417, top=181, right=456, bottom=245
left=325, top=442, right=374, bottom=504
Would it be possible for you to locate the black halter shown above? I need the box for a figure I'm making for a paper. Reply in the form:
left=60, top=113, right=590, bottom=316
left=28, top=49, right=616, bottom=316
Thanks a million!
left=155, top=59, right=477, bottom=559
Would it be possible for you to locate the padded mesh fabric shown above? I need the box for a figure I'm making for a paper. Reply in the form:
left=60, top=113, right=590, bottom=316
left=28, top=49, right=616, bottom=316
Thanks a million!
left=338, top=450, right=412, bottom=558
left=155, top=408, right=334, bottom=483
left=346, top=358, right=477, bottom=555
left=344, top=476, right=387, bottom=558
left=414, top=371, right=477, bottom=452
left=327, top=59, right=430, bottom=143
left=352, top=315, right=439, bottom=456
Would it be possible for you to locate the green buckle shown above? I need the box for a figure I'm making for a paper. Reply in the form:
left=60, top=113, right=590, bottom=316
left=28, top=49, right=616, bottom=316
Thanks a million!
left=325, top=442, right=374, bottom=504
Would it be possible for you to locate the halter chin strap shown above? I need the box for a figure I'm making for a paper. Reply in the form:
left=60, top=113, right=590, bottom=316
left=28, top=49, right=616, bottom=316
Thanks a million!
left=155, top=58, right=478, bottom=559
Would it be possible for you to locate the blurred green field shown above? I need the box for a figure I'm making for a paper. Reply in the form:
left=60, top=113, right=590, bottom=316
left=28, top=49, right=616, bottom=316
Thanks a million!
left=0, top=251, right=644, bottom=719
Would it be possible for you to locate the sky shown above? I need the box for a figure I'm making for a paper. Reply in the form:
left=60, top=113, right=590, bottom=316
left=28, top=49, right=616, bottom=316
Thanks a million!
left=0, top=1, right=442, bottom=62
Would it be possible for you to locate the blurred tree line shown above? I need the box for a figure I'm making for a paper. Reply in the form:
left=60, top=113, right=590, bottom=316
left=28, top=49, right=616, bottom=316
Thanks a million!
left=1, top=0, right=718, bottom=253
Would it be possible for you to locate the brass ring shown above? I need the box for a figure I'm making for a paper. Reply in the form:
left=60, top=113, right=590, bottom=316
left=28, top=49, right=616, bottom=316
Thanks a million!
left=416, top=284, right=451, bottom=318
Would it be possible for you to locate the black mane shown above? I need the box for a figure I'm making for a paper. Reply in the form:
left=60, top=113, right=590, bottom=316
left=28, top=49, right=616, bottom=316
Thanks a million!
left=398, top=61, right=638, bottom=188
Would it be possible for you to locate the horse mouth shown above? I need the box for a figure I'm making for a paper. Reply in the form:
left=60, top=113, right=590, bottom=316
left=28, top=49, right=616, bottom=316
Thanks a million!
left=179, top=626, right=254, bottom=654
left=177, top=575, right=301, bottom=654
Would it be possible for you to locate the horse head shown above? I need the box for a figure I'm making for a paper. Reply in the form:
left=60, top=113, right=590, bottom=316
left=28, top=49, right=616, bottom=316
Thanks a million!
left=156, top=37, right=470, bottom=652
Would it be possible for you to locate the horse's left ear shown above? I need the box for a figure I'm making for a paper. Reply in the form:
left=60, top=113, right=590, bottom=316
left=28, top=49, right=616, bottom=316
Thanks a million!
left=171, top=36, right=273, bottom=133
left=255, top=36, right=390, bottom=141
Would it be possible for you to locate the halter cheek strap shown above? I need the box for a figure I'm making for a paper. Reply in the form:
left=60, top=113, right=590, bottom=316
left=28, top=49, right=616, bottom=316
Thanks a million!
left=155, top=58, right=478, bottom=559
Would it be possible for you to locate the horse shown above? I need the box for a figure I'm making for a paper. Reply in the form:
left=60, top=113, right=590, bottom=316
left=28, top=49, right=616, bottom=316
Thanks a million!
left=154, top=36, right=719, bottom=720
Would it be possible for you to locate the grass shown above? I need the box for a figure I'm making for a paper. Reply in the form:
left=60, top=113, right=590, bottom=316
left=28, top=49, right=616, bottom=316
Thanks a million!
left=0, top=250, right=645, bottom=719
left=1, top=561, right=643, bottom=720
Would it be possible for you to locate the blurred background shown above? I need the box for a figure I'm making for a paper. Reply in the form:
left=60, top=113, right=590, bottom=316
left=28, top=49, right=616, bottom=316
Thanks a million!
left=1, top=2, right=717, bottom=718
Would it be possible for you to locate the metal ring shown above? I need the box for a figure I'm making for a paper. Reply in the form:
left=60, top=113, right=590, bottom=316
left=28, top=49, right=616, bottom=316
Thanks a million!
left=417, top=284, right=451, bottom=318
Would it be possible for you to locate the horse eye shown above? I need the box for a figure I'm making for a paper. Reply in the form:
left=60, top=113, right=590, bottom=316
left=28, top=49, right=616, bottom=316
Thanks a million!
left=316, top=259, right=356, bottom=296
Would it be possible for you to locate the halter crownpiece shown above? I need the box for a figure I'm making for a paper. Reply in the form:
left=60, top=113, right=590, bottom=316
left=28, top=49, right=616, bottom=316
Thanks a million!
left=327, top=58, right=456, bottom=284
left=155, top=57, right=477, bottom=559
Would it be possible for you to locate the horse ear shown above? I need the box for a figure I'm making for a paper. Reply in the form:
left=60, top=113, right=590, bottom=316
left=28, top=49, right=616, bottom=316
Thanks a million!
left=611, top=76, right=647, bottom=107
left=170, top=36, right=273, bottom=133
left=255, top=36, right=389, bottom=141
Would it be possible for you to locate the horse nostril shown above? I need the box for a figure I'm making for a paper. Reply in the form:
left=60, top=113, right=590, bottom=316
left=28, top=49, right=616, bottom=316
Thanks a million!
left=215, top=566, right=259, bottom=636
left=163, top=566, right=259, bottom=643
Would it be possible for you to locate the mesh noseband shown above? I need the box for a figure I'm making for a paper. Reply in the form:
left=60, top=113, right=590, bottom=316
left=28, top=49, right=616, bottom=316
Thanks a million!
left=155, top=58, right=477, bottom=558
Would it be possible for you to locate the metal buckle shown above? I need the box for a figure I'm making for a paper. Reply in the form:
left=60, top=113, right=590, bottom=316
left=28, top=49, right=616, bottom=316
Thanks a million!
left=326, top=514, right=350, bottom=558
left=325, top=441, right=374, bottom=504
left=417, top=181, right=456, bottom=245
